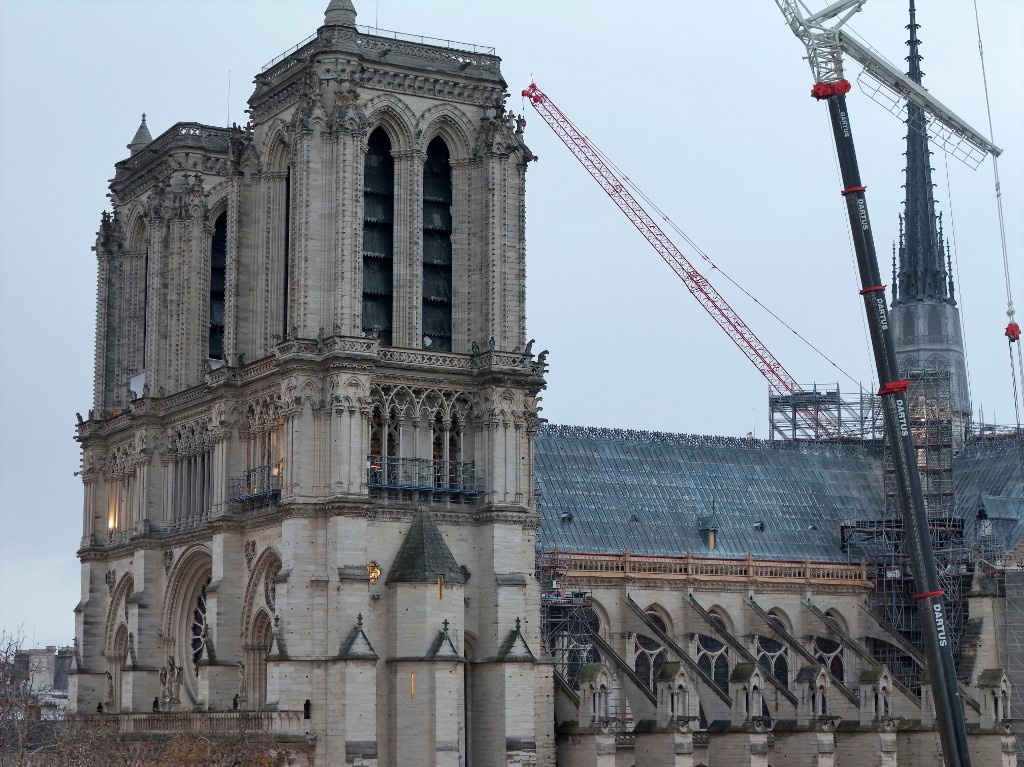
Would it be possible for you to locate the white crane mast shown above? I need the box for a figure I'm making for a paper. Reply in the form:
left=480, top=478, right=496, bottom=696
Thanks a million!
left=776, top=0, right=1001, bottom=166
left=776, top=0, right=864, bottom=86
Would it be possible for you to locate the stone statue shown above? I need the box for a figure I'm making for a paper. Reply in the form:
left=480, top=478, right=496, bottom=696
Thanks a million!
left=237, top=660, right=248, bottom=698
left=165, top=656, right=182, bottom=703
left=104, top=671, right=114, bottom=704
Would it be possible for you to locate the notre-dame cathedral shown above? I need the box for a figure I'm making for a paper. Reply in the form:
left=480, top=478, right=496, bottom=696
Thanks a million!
left=70, top=2, right=1021, bottom=765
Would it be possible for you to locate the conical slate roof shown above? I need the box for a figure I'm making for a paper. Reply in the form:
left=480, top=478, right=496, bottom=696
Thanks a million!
left=325, top=0, right=357, bottom=27
left=128, top=114, right=152, bottom=154
left=386, top=508, right=466, bottom=584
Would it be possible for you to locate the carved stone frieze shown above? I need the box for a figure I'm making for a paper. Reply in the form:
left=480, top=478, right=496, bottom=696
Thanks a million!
left=167, top=416, right=212, bottom=456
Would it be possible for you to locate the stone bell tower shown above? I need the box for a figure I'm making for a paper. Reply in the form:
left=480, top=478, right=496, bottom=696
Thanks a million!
left=71, top=2, right=553, bottom=765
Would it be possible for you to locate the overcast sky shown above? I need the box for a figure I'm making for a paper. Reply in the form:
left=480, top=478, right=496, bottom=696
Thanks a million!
left=0, top=0, right=1020, bottom=646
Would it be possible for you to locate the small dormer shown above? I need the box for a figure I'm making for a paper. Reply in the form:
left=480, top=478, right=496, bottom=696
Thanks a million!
left=697, top=514, right=719, bottom=551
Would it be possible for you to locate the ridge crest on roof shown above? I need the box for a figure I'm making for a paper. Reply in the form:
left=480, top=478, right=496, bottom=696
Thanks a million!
left=537, top=423, right=878, bottom=456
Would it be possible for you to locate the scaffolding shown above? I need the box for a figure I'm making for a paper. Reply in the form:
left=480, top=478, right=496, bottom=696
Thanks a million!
left=843, top=370, right=971, bottom=690
left=1005, top=570, right=1024, bottom=754
left=536, top=548, right=599, bottom=690
left=769, top=382, right=884, bottom=441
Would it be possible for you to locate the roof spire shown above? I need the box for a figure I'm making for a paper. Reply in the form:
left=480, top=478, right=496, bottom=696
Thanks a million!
left=905, top=0, right=923, bottom=84
left=128, top=113, right=152, bottom=155
left=894, top=0, right=952, bottom=307
left=325, top=0, right=357, bottom=27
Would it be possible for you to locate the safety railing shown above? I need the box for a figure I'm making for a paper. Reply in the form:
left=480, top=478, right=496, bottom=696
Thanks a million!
left=366, top=455, right=481, bottom=499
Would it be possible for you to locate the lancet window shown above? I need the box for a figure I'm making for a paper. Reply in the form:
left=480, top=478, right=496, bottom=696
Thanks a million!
left=696, top=634, right=730, bottom=696
left=430, top=411, right=464, bottom=492
left=231, top=399, right=284, bottom=505
left=170, top=420, right=212, bottom=527
left=813, top=636, right=844, bottom=682
left=631, top=610, right=667, bottom=693
left=756, top=636, right=789, bottom=688
left=422, top=136, right=452, bottom=351
left=362, top=128, right=395, bottom=345
left=209, top=212, right=226, bottom=360
left=367, top=385, right=479, bottom=502
left=106, top=444, right=136, bottom=541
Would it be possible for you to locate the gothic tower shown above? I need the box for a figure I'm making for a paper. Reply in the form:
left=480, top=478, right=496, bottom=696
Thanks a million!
left=889, top=0, right=972, bottom=435
left=70, top=2, right=553, bottom=765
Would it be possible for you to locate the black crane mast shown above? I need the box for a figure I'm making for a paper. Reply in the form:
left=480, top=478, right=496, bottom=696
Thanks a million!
left=776, top=1, right=1003, bottom=765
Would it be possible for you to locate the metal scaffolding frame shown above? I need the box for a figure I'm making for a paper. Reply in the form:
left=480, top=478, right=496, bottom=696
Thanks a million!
left=536, top=548, right=599, bottom=691
left=769, top=382, right=884, bottom=441
left=1005, top=570, right=1024, bottom=754
left=843, top=370, right=971, bottom=690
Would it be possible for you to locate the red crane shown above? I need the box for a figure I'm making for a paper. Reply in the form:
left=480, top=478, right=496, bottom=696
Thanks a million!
left=522, top=82, right=840, bottom=438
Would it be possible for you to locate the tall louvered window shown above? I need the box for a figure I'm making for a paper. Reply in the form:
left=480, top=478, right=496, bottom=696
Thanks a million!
left=422, top=137, right=452, bottom=351
left=209, top=212, right=227, bottom=359
left=363, top=128, right=395, bottom=345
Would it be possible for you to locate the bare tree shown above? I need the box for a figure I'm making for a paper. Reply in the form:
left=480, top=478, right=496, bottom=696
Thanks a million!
left=2, top=630, right=295, bottom=766
left=53, top=728, right=282, bottom=767
left=0, top=628, right=59, bottom=767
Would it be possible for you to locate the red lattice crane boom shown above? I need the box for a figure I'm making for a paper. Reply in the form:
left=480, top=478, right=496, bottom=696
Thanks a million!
left=523, top=82, right=836, bottom=431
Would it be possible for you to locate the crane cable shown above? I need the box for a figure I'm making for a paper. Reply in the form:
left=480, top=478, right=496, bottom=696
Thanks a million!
left=972, top=0, right=1023, bottom=487
left=580, top=126, right=870, bottom=396
left=942, top=154, right=975, bottom=421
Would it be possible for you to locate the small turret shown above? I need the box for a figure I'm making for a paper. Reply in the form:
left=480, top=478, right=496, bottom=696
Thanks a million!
left=128, top=114, right=152, bottom=155
left=324, top=0, right=357, bottom=27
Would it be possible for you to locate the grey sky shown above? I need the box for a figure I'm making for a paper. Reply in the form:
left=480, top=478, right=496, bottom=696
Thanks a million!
left=1, top=0, right=1020, bottom=646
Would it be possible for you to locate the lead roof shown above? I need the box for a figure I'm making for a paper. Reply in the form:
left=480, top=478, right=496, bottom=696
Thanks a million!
left=534, top=424, right=1023, bottom=562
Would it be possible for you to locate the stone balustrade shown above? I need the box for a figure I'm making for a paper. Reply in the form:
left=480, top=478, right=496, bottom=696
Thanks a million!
left=558, top=551, right=868, bottom=584
left=74, top=710, right=308, bottom=737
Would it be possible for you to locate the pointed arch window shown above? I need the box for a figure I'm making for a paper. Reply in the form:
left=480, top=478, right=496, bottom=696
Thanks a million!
left=632, top=610, right=667, bottom=693
left=368, top=406, right=400, bottom=488
left=422, top=137, right=452, bottom=351
left=429, top=411, right=464, bottom=492
left=756, top=636, right=789, bottom=688
left=363, top=128, right=395, bottom=345
left=209, top=212, right=227, bottom=359
left=695, top=634, right=729, bottom=696
left=813, top=636, right=844, bottom=683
